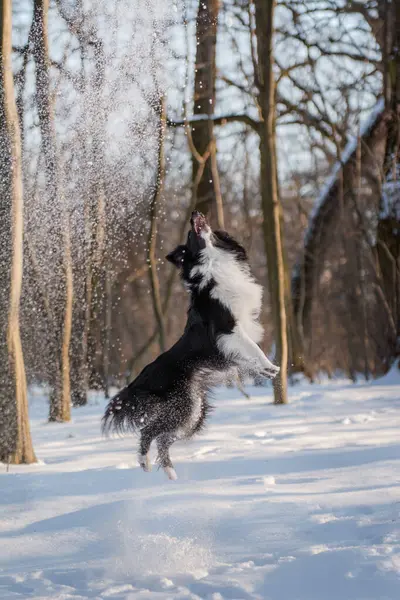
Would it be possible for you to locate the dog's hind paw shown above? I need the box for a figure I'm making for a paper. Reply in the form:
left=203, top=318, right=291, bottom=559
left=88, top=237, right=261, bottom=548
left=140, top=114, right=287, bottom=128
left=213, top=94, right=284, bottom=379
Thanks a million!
left=164, top=466, right=178, bottom=481
left=138, top=453, right=152, bottom=472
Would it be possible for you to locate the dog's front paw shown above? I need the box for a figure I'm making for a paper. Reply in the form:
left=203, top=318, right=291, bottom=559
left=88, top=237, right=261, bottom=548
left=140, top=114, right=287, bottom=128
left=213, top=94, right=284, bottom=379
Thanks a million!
left=260, top=363, right=280, bottom=380
left=240, top=360, right=280, bottom=380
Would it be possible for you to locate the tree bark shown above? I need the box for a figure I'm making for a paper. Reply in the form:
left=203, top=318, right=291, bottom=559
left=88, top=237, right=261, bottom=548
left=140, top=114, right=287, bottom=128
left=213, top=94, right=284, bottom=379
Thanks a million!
left=32, top=0, right=72, bottom=421
left=192, top=0, right=220, bottom=221
left=87, top=37, right=107, bottom=392
left=103, top=269, right=112, bottom=398
left=147, top=96, right=167, bottom=353
left=73, top=36, right=107, bottom=404
left=0, top=0, right=37, bottom=464
left=254, top=0, right=288, bottom=403
left=291, top=1, right=397, bottom=373
left=376, top=0, right=400, bottom=362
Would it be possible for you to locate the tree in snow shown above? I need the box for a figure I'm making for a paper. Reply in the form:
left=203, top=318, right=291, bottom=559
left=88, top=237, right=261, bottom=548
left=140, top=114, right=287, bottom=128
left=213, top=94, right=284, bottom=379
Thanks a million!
left=31, top=0, right=73, bottom=422
left=252, top=0, right=288, bottom=403
left=0, top=0, right=36, bottom=464
left=191, top=0, right=222, bottom=225
left=292, top=0, right=400, bottom=375
left=376, top=0, right=400, bottom=362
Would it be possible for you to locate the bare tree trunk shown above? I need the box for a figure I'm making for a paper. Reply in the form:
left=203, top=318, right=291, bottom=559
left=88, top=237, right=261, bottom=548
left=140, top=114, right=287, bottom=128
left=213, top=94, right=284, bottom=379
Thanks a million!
left=0, top=0, right=36, bottom=464
left=376, top=0, right=400, bottom=362
left=73, top=36, right=107, bottom=404
left=355, top=134, right=370, bottom=379
left=103, top=269, right=112, bottom=398
left=338, top=170, right=357, bottom=381
left=147, top=96, right=167, bottom=353
left=284, top=263, right=307, bottom=375
left=192, top=0, right=220, bottom=221
left=61, top=195, right=74, bottom=414
left=32, top=0, right=71, bottom=421
left=72, top=230, right=91, bottom=405
left=254, top=0, right=288, bottom=404
left=87, top=37, right=107, bottom=392
left=210, top=142, right=225, bottom=229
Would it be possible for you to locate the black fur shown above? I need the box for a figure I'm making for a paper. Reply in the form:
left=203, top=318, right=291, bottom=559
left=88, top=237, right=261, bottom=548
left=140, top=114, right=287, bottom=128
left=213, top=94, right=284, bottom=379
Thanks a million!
left=101, top=211, right=278, bottom=478
left=102, top=212, right=242, bottom=479
left=213, top=230, right=248, bottom=262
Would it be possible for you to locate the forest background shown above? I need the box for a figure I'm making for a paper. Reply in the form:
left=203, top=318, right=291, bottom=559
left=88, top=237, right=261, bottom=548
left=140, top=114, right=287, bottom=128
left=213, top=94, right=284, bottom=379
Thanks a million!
left=0, top=0, right=399, bottom=463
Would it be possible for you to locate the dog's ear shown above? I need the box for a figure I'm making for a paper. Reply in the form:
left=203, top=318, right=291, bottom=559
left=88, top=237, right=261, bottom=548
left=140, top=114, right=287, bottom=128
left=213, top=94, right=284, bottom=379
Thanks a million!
left=166, top=245, right=187, bottom=269
left=213, top=230, right=247, bottom=262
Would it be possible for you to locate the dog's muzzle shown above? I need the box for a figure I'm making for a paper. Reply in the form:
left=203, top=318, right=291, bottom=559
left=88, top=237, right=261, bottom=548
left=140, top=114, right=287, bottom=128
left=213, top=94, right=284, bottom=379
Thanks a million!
left=190, top=211, right=207, bottom=237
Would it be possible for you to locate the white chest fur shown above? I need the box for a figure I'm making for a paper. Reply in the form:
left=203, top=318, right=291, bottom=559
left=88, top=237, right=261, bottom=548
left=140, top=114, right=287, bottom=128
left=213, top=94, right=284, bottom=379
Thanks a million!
left=191, top=247, right=264, bottom=343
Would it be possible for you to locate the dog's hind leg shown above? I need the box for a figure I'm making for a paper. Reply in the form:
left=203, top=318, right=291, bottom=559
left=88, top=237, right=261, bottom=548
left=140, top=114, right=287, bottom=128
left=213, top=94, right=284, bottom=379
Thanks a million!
left=138, top=426, right=158, bottom=472
left=156, top=433, right=178, bottom=480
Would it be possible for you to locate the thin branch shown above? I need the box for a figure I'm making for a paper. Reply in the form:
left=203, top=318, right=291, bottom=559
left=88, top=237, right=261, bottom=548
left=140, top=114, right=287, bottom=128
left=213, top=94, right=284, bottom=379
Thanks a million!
left=167, top=112, right=260, bottom=132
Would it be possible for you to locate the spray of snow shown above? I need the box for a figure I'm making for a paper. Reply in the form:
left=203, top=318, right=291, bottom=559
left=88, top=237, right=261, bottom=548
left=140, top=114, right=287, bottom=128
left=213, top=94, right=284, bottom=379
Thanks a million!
left=110, top=500, right=214, bottom=580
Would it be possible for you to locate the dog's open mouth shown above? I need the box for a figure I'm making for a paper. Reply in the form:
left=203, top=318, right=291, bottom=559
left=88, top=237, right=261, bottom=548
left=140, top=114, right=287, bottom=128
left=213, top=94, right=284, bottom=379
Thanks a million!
left=191, top=211, right=207, bottom=236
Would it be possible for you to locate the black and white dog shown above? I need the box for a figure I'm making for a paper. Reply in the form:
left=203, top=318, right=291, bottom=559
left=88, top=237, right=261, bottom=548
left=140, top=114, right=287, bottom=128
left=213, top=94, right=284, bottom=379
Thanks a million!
left=102, top=212, right=279, bottom=479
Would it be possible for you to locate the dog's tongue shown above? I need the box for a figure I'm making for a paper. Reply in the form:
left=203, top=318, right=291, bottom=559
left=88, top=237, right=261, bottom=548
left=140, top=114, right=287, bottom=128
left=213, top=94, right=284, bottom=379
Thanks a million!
left=191, top=211, right=207, bottom=236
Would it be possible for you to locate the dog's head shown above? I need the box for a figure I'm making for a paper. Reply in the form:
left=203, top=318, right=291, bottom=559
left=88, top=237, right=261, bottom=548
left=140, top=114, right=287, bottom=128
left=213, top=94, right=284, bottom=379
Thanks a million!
left=166, top=211, right=207, bottom=271
left=166, top=211, right=248, bottom=278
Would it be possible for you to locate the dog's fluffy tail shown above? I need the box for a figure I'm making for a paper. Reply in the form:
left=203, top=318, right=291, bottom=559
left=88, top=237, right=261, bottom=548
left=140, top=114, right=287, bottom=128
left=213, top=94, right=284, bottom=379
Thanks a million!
left=102, top=385, right=142, bottom=435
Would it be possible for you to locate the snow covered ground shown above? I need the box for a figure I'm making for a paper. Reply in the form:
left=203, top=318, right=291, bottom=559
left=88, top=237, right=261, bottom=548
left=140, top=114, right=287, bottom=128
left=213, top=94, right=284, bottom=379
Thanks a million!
left=1, top=372, right=400, bottom=600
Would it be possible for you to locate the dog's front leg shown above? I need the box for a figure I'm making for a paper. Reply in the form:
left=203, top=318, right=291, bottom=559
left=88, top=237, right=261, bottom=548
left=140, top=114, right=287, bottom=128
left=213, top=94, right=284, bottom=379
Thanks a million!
left=218, top=325, right=280, bottom=378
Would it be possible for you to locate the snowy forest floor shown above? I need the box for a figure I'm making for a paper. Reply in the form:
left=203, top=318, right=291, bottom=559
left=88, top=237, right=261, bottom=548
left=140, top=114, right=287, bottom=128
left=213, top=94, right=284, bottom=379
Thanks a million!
left=1, top=372, right=400, bottom=600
